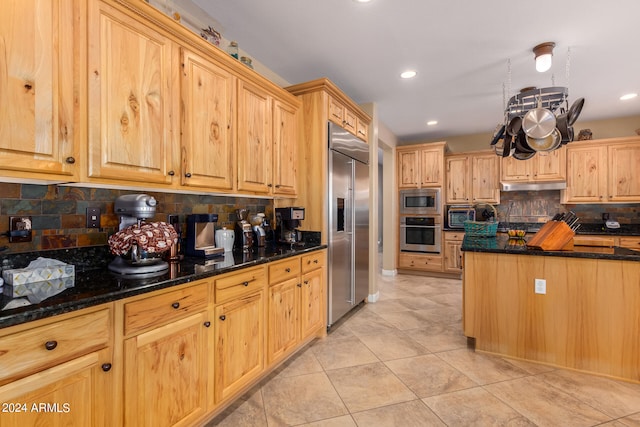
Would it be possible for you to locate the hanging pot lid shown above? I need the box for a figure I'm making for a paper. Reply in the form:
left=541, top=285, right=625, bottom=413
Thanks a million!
left=567, top=97, right=585, bottom=126
left=526, top=128, right=562, bottom=152
left=522, top=105, right=556, bottom=139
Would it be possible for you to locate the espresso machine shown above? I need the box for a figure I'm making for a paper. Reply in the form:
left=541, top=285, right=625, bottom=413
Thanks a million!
left=234, top=209, right=254, bottom=252
left=108, top=194, right=170, bottom=277
left=185, top=214, right=224, bottom=258
left=275, top=207, right=305, bottom=247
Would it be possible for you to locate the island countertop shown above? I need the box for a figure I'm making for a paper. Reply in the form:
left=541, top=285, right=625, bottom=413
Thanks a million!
left=461, top=234, right=640, bottom=261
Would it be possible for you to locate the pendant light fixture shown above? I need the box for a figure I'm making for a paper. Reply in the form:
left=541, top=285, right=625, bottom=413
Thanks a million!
left=533, top=42, right=555, bottom=72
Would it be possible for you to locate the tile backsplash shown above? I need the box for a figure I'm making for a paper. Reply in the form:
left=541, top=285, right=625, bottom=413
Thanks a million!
left=495, top=190, right=640, bottom=224
left=0, top=184, right=272, bottom=254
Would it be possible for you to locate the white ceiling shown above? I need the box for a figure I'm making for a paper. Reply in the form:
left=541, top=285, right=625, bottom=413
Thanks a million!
left=188, top=0, right=640, bottom=142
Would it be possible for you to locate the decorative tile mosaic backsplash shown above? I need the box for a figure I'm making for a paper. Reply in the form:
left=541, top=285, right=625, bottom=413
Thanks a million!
left=0, top=184, right=272, bottom=254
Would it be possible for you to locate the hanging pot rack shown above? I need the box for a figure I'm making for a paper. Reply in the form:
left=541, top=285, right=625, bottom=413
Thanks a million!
left=505, top=86, right=569, bottom=120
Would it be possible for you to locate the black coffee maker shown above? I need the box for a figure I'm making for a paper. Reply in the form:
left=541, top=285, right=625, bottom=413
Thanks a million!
left=275, top=207, right=305, bottom=246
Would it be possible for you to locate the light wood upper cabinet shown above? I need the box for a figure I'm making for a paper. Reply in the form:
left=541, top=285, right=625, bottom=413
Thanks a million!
left=0, top=0, right=77, bottom=180
left=472, top=153, right=500, bottom=203
left=501, top=148, right=566, bottom=182
left=608, top=142, right=640, bottom=201
left=87, top=0, right=178, bottom=185
left=397, top=143, right=445, bottom=189
left=446, top=152, right=500, bottom=204
left=563, top=144, right=607, bottom=203
left=272, top=99, right=299, bottom=196
left=180, top=48, right=235, bottom=190
left=328, top=95, right=369, bottom=142
left=237, top=80, right=273, bottom=194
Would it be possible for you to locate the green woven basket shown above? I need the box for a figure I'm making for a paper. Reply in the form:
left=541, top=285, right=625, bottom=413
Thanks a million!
left=463, top=203, right=498, bottom=237
left=463, top=220, right=498, bottom=237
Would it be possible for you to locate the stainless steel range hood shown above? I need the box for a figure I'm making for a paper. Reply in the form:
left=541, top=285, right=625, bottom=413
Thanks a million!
left=501, top=181, right=567, bottom=191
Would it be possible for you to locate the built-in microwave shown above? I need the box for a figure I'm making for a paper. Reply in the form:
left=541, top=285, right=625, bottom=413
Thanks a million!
left=400, top=216, right=441, bottom=253
left=400, top=189, right=440, bottom=215
left=447, top=205, right=476, bottom=229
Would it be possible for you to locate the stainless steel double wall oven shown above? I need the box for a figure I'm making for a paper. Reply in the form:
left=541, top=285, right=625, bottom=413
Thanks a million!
left=399, top=189, right=441, bottom=253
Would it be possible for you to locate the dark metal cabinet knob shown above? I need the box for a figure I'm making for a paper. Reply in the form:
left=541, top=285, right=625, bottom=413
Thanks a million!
left=172, top=302, right=180, bottom=309
left=242, top=281, right=249, bottom=286
left=101, top=363, right=112, bottom=372
left=285, top=268, right=291, bottom=273
left=44, top=341, right=58, bottom=351
left=65, top=157, right=76, bottom=164
left=219, top=315, right=226, bottom=321
left=204, top=321, right=211, bottom=328
left=168, top=170, right=175, bottom=176
left=185, top=172, right=192, bottom=178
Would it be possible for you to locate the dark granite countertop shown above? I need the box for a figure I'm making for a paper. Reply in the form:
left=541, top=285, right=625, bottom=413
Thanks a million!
left=461, top=235, right=640, bottom=261
left=0, top=244, right=326, bottom=329
left=446, top=222, right=640, bottom=236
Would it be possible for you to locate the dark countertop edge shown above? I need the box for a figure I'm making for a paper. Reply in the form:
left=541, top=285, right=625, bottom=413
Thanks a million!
left=460, top=237, right=640, bottom=261
left=444, top=226, right=640, bottom=236
left=0, top=245, right=327, bottom=329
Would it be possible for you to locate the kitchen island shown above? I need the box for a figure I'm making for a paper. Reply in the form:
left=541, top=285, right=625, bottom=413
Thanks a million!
left=462, top=235, right=640, bottom=383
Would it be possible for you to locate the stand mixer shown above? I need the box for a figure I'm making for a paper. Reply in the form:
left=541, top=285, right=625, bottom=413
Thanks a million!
left=108, top=194, right=171, bottom=277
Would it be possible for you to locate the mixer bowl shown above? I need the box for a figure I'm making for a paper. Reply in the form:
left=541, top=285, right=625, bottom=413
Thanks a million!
left=121, top=244, right=166, bottom=266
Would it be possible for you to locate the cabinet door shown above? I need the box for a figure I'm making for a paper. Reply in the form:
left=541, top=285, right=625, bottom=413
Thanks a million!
left=0, top=349, right=114, bottom=427
left=446, top=156, right=470, bottom=204
left=237, top=80, right=272, bottom=193
left=608, top=144, right=640, bottom=202
left=564, top=145, right=607, bottom=203
left=328, top=96, right=345, bottom=127
left=343, top=108, right=357, bottom=134
left=272, top=99, right=298, bottom=196
left=267, top=277, right=299, bottom=365
left=124, top=312, right=209, bottom=427
left=0, top=0, right=77, bottom=179
left=300, top=267, right=325, bottom=340
left=501, top=156, right=531, bottom=181
left=444, top=240, right=463, bottom=273
left=214, top=291, right=264, bottom=403
left=472, top=154, right=500, bottom=204
left=397, top=150, right=420, bottom=188
left=534, top=148, right=566, bottom=181
left=420, top=148, right=443, bottom=186
left=180, top=48, right=235, bottom=190
left=87, top=1, right=177, bottom=185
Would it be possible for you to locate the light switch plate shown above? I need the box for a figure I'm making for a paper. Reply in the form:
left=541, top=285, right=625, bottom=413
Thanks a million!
left=535, top=278, right=546, bottom=294
left=86, top=207, right=101, bottom=228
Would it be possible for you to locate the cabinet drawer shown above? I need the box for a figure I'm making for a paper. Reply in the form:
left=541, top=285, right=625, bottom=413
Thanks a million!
left=444, top=232, right=465, bottom=241
left=0, top=308, right=111, bottom=384
left=398, top=253, right=443, bottom=271
left=301, top=251, right=326, bottom=273
left=215, top=266, right=266, bottom=304
left=124, top=282, right=208, bottom=336
left=619, top=237, right=640, bottom=251
left=269, top=257, right=300, bottom=284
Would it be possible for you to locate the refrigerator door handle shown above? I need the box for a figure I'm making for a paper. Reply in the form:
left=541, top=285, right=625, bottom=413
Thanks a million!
left=348, top=161, right=356, bottom=304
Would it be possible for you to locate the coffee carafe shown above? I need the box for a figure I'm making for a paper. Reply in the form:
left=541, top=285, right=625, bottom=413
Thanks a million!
left=185, top=214, right=224, bottom=258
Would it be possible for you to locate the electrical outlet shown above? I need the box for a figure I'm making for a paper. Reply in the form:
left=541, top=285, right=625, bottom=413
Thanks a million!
left=9, top=216, right=32, bottom=242
left=534, top=278, right=546, bottom=294
left=86, top=207, right=101, bottom=228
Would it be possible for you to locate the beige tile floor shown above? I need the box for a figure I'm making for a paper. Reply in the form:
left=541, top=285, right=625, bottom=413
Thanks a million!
left=207, top=273, right=640, bottom=427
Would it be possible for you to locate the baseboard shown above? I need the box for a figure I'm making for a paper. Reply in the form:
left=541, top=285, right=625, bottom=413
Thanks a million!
left=367, top=291, right=380, bottom=303
left=381, top=268, right=397, bottom=276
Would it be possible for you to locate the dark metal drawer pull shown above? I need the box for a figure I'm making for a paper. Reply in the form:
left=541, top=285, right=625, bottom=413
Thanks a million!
left=172, top=302, right=180, bottom=309
left=44, top=341, right=58, bottom=351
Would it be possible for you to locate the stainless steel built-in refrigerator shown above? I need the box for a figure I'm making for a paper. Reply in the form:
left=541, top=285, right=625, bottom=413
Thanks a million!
left=328, top=122, right=369, bottom=329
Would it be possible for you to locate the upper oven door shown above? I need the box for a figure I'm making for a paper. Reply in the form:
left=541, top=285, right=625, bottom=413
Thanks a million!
left=400, top=189, right=440, bottom=215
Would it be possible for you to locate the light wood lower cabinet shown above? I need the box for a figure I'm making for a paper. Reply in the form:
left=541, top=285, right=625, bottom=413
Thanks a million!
left=121, top=282, right=211, bottom=427
left=123, top=312, right=210, bottom=427
left=0, top=305, right=115, bottom=427
left=398, top=252, right=443, bottom=272
left=214, top=290, right=265, bottom=403
left=443, top=231, right=464, bottom=273
left=300, top=251, right=326, bottom=340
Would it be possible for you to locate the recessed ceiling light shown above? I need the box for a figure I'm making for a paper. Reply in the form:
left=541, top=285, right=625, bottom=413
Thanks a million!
left=400, top=70, right=417, bottom=79
left=353, top=0, right=372, bottom=3
left=427, top=120, right=438, bottom=126
left=620, top=93, right=638, bottom=101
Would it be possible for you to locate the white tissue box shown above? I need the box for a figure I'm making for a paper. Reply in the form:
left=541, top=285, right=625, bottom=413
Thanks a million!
left=3, top=276, right=75, bottom=299
left=3, top=264, right=75, bottom=286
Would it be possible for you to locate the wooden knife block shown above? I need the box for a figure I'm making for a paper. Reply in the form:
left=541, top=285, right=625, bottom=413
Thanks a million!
left=526, top=221, right=575, bottom=251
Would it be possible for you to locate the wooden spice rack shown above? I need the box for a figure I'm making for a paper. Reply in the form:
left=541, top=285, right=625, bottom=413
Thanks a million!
left=526, top=221, right=575, bottom=251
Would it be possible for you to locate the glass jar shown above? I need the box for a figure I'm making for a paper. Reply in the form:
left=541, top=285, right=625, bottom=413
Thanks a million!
left=240, top=56, right=253, bottom=69
left=227, top=41, right=238, bottom=59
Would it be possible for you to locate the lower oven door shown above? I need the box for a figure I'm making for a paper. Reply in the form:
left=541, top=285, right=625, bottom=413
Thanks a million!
left=400, top=221, right=441, bottom=253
